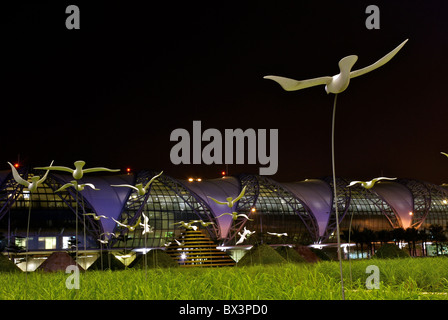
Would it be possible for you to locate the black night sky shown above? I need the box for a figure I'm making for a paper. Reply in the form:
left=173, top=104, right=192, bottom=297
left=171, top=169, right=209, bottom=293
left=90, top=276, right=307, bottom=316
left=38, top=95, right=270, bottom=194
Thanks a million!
left=2, top=1, right=448, bottom=184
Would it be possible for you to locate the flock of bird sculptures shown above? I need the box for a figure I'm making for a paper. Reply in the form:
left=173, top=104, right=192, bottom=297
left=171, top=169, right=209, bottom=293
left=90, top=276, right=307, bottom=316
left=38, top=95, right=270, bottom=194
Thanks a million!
left=7, top=150, right=448, bottom=250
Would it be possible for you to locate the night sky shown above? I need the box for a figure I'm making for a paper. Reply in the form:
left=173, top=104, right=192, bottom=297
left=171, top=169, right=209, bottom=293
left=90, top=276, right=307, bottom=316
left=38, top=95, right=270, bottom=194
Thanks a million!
left=2, top=1, right=448, bottom=184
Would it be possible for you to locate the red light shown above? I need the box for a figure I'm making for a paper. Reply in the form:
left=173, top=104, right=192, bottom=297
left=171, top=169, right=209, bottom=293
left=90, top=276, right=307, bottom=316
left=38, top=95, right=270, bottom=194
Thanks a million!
left=14, top=163, right=19, bottom=168
left=126, top=168, right=131, bottom=172
left=221, top=171, right=226, bottom=176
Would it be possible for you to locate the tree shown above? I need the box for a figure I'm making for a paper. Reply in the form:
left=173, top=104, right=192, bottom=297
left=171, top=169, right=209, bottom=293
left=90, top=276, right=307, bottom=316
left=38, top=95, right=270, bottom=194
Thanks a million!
left=429, top=224, right=447, bottom=256
left=404, top=227, right=419, bottom=256
left=418, top=228, right=429, bottom=256
left=392, top=227, right=405, bottom=247
left=375, top=229, right=392, bottom=245
left=361, top=228, right=376, bottom=257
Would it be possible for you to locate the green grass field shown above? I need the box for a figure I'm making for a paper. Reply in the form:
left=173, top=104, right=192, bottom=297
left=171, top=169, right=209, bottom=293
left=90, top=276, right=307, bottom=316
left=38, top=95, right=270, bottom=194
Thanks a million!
left=1, top=257, right=448, bottom=300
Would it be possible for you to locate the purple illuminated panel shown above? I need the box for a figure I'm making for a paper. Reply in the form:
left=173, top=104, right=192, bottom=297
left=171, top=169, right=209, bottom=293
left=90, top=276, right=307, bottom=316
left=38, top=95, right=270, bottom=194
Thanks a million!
left=183, top=177, right=241, bottom=239
left=372, top=182, right=413, bottom=229
left=283, top=179, right=332, bottom=237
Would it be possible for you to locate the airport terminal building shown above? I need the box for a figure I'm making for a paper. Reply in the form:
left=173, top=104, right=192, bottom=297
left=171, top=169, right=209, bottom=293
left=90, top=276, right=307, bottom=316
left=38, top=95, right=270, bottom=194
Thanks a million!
left=1, top=167, right=448, bottom=269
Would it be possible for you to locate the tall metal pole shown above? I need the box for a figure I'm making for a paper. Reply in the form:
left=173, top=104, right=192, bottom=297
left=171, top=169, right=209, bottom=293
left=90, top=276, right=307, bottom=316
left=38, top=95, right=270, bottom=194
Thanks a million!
left=331, top=94, right=345, bottom=300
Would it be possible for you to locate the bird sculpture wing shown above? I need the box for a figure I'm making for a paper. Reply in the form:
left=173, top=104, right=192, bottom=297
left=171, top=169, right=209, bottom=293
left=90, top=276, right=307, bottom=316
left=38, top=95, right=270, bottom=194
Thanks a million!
left=235, top=236, right=245, bottom=245
left=54, top=183, right=74, bottom=193
left=112, top=218, right=128, bottom=228
left=83, top=183, right=100, bottom=190
left=8, top=162, right=29, bottom=187
left=372, top=177, right=397, bottom=183
left=263, top=75, right=332, bottom=91
left=238, top=214, right=254, bottom=221
left=216, top=213, right=232, bottom=218
left=350, top=39, right=408, bottom=79
left=141, top=213, right=149, bottom=225
left=347, top=181, right=362, bottom=187
left=207, top=196, right=228, bottom=206
left=233, top=186, right=247, bottom=203
left=33, top=165, right=74, bottom=173
left=37, top=160, right=54, bottom=185
left=83, top=167, right=120, bottom=174
left=83, top=213, right=95, bottom=216
left=143, top=171, right=163, bottom=189
left=441, top=152, right=448, bottom=158
left=111, top=184, right=139, bottom=191
left=129, top=217, right=141, bottom=229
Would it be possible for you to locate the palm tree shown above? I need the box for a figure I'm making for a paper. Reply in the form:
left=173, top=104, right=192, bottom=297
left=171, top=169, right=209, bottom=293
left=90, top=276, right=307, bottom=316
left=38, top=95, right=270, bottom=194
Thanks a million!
left=375, top=229, right=392, bottom=246
left=392, top=227, right=405, bottom=247
left=429, top=224, right=447, bottom=256
left=404, top=227, right=419, bottom=256
left=349, top=226, right=363, bottom=258
left=418, top=228, right=429, bottom=256
left=361, top=228, right=376, bottom=257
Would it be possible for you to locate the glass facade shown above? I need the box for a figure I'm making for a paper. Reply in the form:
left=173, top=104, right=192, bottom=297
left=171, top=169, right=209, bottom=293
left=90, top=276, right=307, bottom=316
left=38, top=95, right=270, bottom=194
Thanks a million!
left=0, top=172, right=101, bottom=251
left=111, top=171, right=216, bottom=249
left=1, top=168, right=448, bottom=254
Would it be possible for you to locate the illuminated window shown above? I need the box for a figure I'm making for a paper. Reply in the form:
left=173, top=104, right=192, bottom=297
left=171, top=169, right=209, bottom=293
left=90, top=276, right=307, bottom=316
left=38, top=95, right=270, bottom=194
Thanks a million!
left=38, top=237, right=57, bottom=250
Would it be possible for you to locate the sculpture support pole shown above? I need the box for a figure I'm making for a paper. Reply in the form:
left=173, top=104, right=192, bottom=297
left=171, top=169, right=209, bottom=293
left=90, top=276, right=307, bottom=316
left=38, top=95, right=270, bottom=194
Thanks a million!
left=25, top=196, right=32, bottom=280
left=331, top=93, right=345, bottom=300
left=75, top=189, right=79, bottom=266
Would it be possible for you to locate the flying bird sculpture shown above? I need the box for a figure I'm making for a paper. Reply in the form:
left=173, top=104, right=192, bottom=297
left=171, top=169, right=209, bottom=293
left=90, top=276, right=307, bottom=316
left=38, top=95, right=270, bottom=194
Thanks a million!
left=207, top=186, right=247, bottom=208
left=9, top=161, right=54, bottom=193
left=173, top=220, right=198, bottom=231
left=55, top=180, right=99, bottom=193
left=83, top=213, right=108, bottom=220
left=112, top=217, right=141, bottom=231
left=236, top=227, right=256, bottom=245
left=191, top=220, right=215, bottom=227
left=35, top=160, right=120, bottom=180
left=264, top=39, right=408, bottom=94
left=267, top=232, right=288, bottom=238
left=347, top=177, right=397, bottom=189
left=111, top=171, right=163, bottom=196
left=140, top=213, right=154, bottom=234
left=216, top=212, right=253, bottom=221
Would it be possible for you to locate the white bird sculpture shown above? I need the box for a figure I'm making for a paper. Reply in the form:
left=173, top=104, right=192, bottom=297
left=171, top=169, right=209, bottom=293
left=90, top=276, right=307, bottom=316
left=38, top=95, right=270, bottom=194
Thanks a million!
left=267, top=232, right=288, bottom=238
left=112, top=217, right=141, bottom=231
left=347, top=177, right=397, bottom=189
left=216, top=212, right=254, bottom=221
left=207, top=186, right=247, bottom=208
left=55, top=180, right=99, bottom=193
left=174, top=239, right=183, bottom=246
left=236, top=227, right=256, bottom=245
left=83, top=213, right=108, bottom=220
left=111, top=171, right=163, bottom=196
left=264, top=39, right=408, bottom=94
left=191, top=220, right=215, bottom=227
left=173, top=221, right=198, bottom=231
left=140, top=213, right=153, bottom=234
left=35, top=160, right=120, bottom=180
left=8, top=161, right=54, bottom=193
left=97, top=238, right=109, bottom=244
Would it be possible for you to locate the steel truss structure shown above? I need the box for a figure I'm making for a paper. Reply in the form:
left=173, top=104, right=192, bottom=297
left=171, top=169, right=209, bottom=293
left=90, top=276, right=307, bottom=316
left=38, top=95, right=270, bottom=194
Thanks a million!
left=111, top=170, right=219, bottom=249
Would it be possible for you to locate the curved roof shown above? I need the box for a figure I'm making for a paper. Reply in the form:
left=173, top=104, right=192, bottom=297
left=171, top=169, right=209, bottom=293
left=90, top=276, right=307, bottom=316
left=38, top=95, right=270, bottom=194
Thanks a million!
left=372, top=181, right=413, bottom=229
left=283, top=179, right=332, bottom=237
left=181, top=176, right=241, bottom=238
